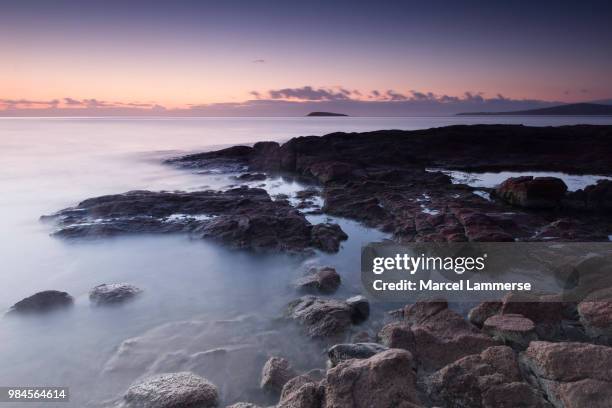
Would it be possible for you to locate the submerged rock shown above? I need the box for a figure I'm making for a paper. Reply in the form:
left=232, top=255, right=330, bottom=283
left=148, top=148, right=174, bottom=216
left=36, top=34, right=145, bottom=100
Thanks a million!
left=294, top=267, right=341, bottom=294
left=89, top=283, right=142, bottom=305
left=121, top=372, right=218, bottom=408
left=496, top=176, right=568, bottom=209
left=7, top=290, right=73, bottom=315
left=43, top=187, right=347, bottom=254
left=286, top=296, right=354, bottom=339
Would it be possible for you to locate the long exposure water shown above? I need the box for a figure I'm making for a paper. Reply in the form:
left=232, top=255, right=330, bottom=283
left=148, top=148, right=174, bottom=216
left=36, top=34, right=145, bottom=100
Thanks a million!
left=1, top=116, right=612, bottom=406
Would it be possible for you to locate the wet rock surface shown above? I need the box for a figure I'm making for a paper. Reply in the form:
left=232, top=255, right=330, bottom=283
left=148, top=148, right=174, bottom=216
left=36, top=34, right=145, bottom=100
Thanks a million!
left=483, top=314, right=537, bottom=350
left=120, top=372, right=218, bottom=408
left=327, top=342, right=388, bottom=367
left=286, top=296, right=355, bottom=340
left=496, top=176, right=568, bottom=209
left=43, top=187, right=347, bottom=254
left=89, top=283, right=142, bottom=305
left=7, top=290, right=73, bottom=315
left=260, top=357, right=295, bottom=395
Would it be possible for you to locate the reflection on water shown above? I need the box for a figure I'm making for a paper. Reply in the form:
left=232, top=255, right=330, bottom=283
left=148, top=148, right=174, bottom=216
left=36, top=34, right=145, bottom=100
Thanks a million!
left=429, top=168, right=612, bottom=191
left=2, top=117, right=612, bottom=406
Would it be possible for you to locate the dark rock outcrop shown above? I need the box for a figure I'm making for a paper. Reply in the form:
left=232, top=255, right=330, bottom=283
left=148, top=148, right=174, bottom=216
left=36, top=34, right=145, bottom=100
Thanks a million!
left=345, top=295, right=370, bottom=324
left=496, top=176, right=568, bottom=209
left=121, top=372, right=218, bottom=408
left=43, top=187, right=347, bottom=254
left=7, top=290, right=73, bottom=315
left=278, top=374, right=323, bottom=408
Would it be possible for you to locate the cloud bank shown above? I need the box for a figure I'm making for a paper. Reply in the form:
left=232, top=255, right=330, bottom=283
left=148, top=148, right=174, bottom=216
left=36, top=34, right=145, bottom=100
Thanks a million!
left=0, top=87, right=570, bottom=117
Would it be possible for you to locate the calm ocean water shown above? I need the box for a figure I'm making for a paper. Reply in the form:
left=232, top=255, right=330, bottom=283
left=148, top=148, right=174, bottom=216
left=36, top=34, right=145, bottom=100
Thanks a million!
left=1, top=116, right=611, bottom=406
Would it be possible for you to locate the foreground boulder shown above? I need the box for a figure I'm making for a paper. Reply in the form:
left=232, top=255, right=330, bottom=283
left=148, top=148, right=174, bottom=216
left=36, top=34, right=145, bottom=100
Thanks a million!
left=260, top=357, right=295, bottom=395
left=43, top=187, right=347, bottom=254
left=427, top=346, right=549, bottom=408
left=345, top=295, right=370, bottom=324
left=294, top=267, right=341, bottom=294
left=7, top=290, right=73, bottom=315
left=286, top=296, right=354, bottom=339
left=327, top=343, right=389, bottom=367
left=89, top=283, right=142, bottom=305
left=468, top=301, right=502, bottom=328
left=496, top=176, right=568, bottom=209
left=578, top=287, right=612, bottom=344
left=324, top=349, right=423, bottom=408
left=520, top=341, right=612, bottom=408
left=121, top=372, right=218, bottom=408
left=278, top=374, right=323, bottom=408
left=482, top=314, right=537, bottom=350
left=378, top=300, right=498, bottom=371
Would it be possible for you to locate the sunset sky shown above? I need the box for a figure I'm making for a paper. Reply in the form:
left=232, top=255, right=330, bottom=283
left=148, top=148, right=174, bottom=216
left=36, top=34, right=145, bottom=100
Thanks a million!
left=2, top=0, right=612, bottom=116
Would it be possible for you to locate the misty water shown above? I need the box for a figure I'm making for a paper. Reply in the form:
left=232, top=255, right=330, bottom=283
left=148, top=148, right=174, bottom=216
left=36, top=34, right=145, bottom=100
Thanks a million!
left=2, top=116, right=612, bottom=407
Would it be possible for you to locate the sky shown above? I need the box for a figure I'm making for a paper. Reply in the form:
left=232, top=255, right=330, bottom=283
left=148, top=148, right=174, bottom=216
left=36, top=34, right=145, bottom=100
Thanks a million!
left=1, top=0, right=612, bottom=116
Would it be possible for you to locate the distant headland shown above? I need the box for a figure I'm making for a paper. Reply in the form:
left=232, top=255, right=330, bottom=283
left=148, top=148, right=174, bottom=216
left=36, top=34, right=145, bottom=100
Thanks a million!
left=306, top=111, right=348, bottom=117
left=457, top=102, right=612, bottom=116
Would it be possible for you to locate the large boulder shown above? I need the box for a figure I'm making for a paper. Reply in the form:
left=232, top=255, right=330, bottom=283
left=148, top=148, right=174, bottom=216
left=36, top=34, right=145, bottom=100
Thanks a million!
left=393, top=300, right=498, bottom=371
left=89, top=283, right=142, bottom=305
left=278, top=375, right=323, bottom=408
left=427, top=346, right=549, bottom=408
left=260, top=357, right=295, bottom=395
left=482, top=314, right=537, bottom=350
left=520, top=341, right=612, bottom=408
left=286, top=296, right=354, bottom=339
left=327, top=343, right=389, bottom=367
left=7, top=290, right=73, bottom=315
left=121, top=372, right=218, bottom=408
left=468, top=301, right=502, bottom=328
left=578, top=287, right=612, bottom=344
left=345, top=295, right=370, bottom=324
left=496, top=176, right=568, bottom=209
left=294, top=267, right=341, bottom=294
left=565, top=180, right=612, bottom=212
left=324, top=348, right=423, bottom=408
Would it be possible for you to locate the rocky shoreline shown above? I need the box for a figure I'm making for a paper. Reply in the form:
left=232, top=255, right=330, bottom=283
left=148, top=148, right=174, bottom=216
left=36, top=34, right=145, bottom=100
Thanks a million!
left=29, top=125, right=612, bottom=407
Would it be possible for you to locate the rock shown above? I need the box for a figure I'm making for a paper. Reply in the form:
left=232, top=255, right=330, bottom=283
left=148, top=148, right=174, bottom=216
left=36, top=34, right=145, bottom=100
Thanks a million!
left=278, top=375, right=322, bottom=408
left=7, top=290, right=73, bottom=315
left=327, top=343, right=389, bottom=367
left=345, top=295, right=370, bottom=324
left=496, top=176, right=568, bottom=209
left=295, top=189, right=319, bottom=199
left=286, top=296, right=353, bottom=339
left=427, top=346, right=549, bottom=408
left=483, top=314, right=537, bottom=350
left=565, top=180, right=612, bottom=212
left=468, top=301, right=502, bottom=328
left=402, top=301, right=498, bottom=371
left=44, top=187, right=346, bottom=254
left=294, top=267, right=341, bottom=294
left=578, top=287, right=612, bottom=343
left=310, top=223, right=348, bottom=253
left=236, top=173, right=267, bottom=181
left=520, top=341, right=612, bottom=408
left=324, top=348, right=423, bottom=408
left=377, top=321, right=414, bottom=350
left=122, top=372, right=218, bottom=408
left=89, top=283, right=142, bottom=305
left=226, top=403, right=262, bottom=408
left=309, top=161, right=354, bottom=183
left=260, top=357, right=295, bottom=395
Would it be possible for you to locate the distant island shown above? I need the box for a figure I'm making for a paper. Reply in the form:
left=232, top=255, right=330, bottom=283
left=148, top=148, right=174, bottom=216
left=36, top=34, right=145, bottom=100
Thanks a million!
left=457, top=102, right=612, bottom=116
left=306, top=111, right=348, bottom=117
